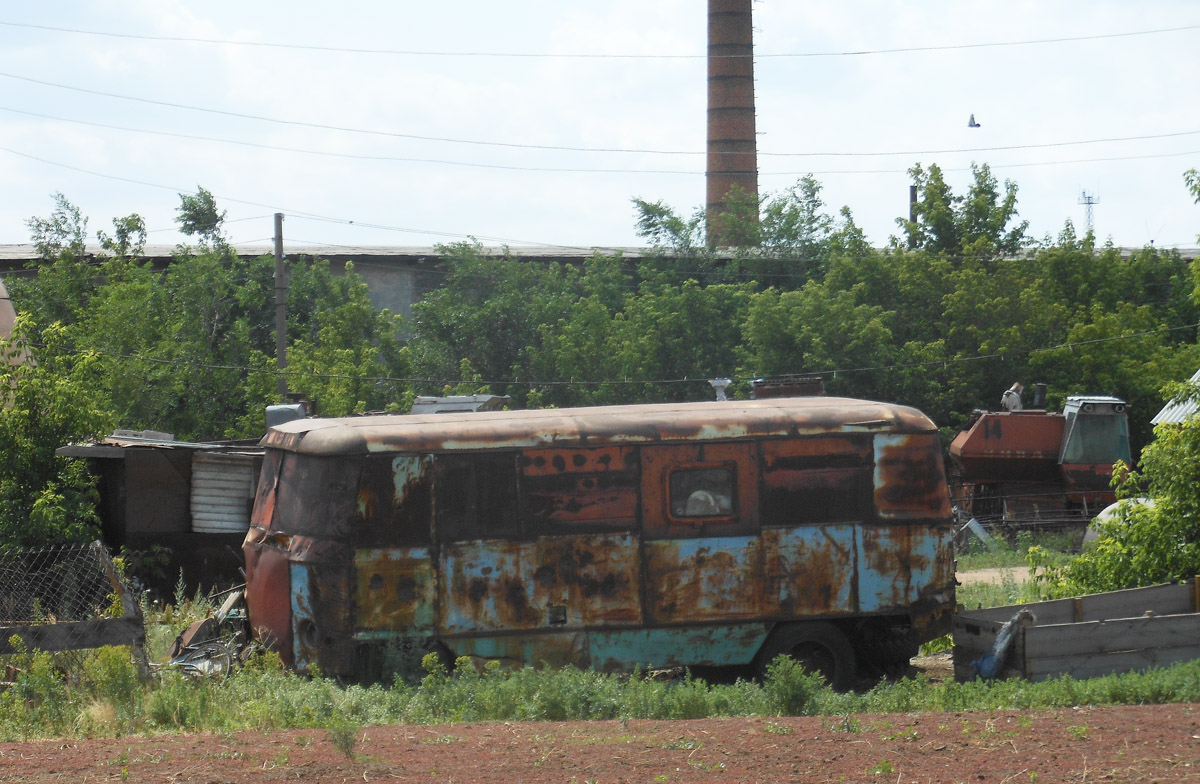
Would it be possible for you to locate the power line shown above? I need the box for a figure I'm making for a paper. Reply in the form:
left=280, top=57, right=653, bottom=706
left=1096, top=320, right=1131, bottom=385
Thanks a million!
left=2, top=19, right=1195, bottom=59
left=0, top=70, right=697, bottom=156
left=0, top=106, right=699, bottom=174
left=5, top=106, right=1198, bottom=177
left=5, top=142, right=1199, bottom=260
left=3, top=71, right=1198, bottom=159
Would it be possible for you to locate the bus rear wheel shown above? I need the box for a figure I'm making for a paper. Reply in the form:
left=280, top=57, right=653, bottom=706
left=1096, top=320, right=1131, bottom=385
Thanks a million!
left=756, top=622, right=856, bottom=692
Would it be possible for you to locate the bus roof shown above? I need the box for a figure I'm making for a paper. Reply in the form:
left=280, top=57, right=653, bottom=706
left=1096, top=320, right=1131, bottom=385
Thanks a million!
left=260, top=397, right=938, bottom=456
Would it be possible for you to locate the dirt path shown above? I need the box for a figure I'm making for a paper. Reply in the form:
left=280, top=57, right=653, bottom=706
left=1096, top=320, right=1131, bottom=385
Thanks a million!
left=2, top=705, right=1197, bottom=783
left=957, top=566, right=1034, bottom=586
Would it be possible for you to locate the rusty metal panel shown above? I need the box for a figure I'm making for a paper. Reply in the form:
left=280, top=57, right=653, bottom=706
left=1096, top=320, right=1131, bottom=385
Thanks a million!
left=439, top=541, right=529, bottom=634
left=641, top=443, right=759, bottom=538
left=520, top=446, right=638, bottom=531
left=449, top=631, right=590, bottom=670
left=761, top=437, right=873, bottom=524
left=354, top=548, right=436, bottom=632
left=858, top=525, right=944, bottom=613
left=448, top=624, right=769, bottom=671
left=290, top=558, right=355, bottom=674
left=242, top=531, right=293, bottom=665
left=523, top=535, right=642, bottom=627
left=642, top=536, right=765, bottom=623
left=439, top=534, right=641, bottom=635
left=949, top=411, right=1064, bottom=482
left=261, top=397, right=940, bottom=456
left=763, top=526, right=856, bottom=616
left=873, top=434, right=953, bottom=519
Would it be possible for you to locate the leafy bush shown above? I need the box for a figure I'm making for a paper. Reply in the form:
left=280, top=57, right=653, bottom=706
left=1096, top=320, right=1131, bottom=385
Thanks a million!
left=1034, top=395, right=1200, bottom=596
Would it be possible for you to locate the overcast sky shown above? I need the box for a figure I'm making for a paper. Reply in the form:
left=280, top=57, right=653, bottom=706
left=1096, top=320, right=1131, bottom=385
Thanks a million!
left=0, top=1, right=1197, bottom=254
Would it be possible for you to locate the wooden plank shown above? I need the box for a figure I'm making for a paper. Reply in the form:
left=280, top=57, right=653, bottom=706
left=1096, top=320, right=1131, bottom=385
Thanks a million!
left=0, top=618, right=145, bottom=654
left=1029, top=646, right=1200, bottom=681
left=1076, top=582, right=1195, bottom=621
left=958, top=597, right=1078, bottom=625
left=1024, top=614, right=1200, bottom=659
left=955, top=580, right=1198, bottom=626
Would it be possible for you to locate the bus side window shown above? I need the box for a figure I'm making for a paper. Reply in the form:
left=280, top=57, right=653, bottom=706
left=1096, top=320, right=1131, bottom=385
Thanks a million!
left=761, top=436, right=873, bottom=525
left=435, top=453, right=520, bottom=542
left=641, top=443, right=759, bottom=538
left=355, top=455, right=433, bottom=548
left=669, top=468, right=734, bottom=517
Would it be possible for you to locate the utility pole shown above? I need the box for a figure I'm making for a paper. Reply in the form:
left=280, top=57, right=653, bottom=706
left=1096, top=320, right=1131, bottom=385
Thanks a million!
left=274, top=212, right=287, bottom=398
left=1078, top=191, right=1099, bottom=236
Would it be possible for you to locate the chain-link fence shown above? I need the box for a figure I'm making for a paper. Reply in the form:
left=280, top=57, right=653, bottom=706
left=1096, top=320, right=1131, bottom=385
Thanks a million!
left=0, top=541, right=146, bottom=678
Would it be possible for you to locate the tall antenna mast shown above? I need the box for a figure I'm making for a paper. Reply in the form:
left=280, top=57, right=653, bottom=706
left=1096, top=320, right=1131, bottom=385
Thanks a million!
left=1078, top=191, right=1099, bottom=235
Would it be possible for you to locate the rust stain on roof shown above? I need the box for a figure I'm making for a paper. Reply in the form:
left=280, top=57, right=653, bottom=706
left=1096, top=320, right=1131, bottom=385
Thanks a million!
left=262, top=397, right=937, bottom=455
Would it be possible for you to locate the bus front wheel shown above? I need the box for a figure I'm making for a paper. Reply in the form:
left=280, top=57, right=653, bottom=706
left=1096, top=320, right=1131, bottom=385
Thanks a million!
left=756, top=622, right=856, bottom=692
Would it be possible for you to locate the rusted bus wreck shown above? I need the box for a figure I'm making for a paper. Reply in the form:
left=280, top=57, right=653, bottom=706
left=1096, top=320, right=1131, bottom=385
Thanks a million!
left=242, top=396, right=955, bottom=689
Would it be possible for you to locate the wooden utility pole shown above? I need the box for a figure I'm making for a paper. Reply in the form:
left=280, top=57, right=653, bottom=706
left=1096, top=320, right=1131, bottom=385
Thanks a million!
left=274, top=212, right=287, bottom=398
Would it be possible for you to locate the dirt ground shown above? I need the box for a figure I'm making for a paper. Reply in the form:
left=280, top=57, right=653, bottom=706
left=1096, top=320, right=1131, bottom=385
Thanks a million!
left=1, top=704, right=1197, bottom=783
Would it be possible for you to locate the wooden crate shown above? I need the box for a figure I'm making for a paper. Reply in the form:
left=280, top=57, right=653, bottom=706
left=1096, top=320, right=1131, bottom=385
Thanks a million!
left=953, top=577, right=1200, bottom=682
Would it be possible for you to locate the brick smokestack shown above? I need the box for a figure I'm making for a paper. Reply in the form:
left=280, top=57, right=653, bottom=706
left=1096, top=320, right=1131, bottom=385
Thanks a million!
left=706, top=0, right=758, bottom=246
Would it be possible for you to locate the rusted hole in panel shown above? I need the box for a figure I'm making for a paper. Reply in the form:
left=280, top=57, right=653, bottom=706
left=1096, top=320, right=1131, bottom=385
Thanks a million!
left=395, top=576, right=417, bottom=603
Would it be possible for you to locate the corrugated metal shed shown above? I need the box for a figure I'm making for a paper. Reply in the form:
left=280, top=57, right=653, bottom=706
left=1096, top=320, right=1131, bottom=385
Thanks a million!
left=190, top=452, right=257, bottom=533
left=1151, top=368, right=1200, bottom=425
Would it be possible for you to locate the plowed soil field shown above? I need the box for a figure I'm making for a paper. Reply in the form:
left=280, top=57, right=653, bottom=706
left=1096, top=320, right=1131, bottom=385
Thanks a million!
left=2, top=703, right=1197, bottom=783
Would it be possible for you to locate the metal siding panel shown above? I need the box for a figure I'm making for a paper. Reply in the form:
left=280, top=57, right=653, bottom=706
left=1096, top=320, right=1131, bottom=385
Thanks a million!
left=523, top=534, right=642, bottom=627
left=191, top=453, right=257, bottom=533
left=354, top=548, right=437, bottom=632
left=857, top=525, right=936, bottom=613
left=290, top=562, right=315, bottom=670
left=643, top=536, right=763, bottom=623
left=766, top=525, right=857, bottom=616
left=439, top=542, right=527, bottom=634
left=438, top=535, right=642, bottom=634
left=588, top=625, right=769, bottom=670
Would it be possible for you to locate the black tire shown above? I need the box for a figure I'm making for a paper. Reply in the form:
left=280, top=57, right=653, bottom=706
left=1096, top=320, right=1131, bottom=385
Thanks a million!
left=755, top=622, right=856, bottom=691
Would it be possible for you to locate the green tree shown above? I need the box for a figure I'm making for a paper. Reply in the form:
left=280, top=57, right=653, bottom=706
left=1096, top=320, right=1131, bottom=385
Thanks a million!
left=896, top=163, right=1028, bottom=259
left=407, top=242, right=577, bottom=403
left=1032, top=170, right=1200, bottom=594
left=738, top=282, right=895, bottom=398
left=632, top=178, right=839, bottom=290
left=0, top=320, right=115, bottom=547
left=175, top=187, right=227, bottom=247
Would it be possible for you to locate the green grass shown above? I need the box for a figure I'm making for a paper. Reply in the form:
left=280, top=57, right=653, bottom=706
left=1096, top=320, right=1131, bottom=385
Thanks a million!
left=956, top=529, right=1079, bottom=572
left=3, top=568, right=1195, bottom=742
left=5, top=631, right=1200, bottom=742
